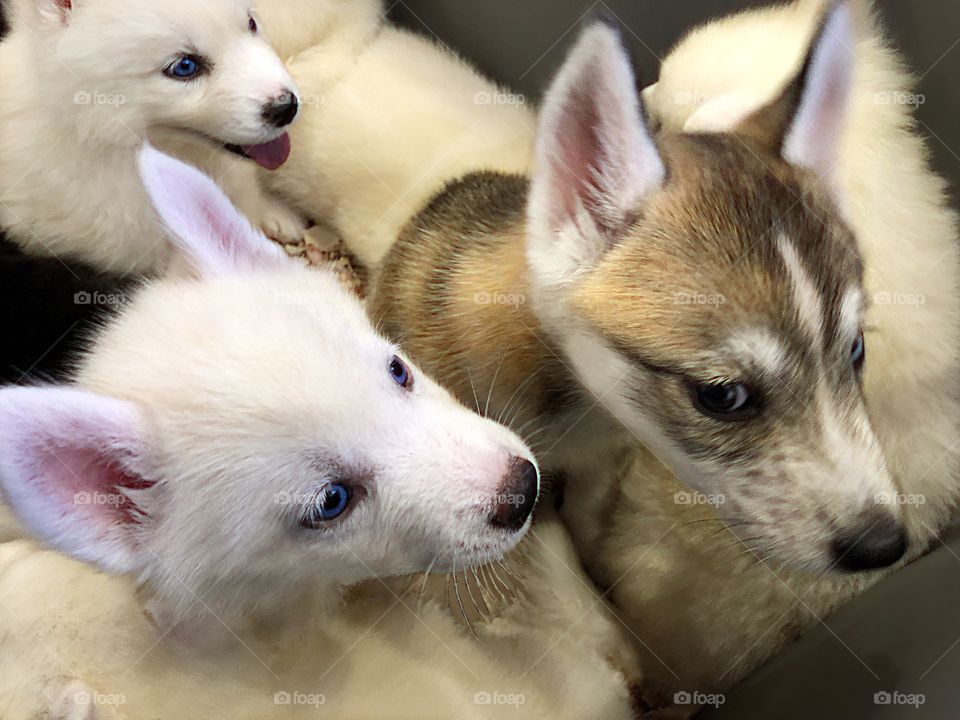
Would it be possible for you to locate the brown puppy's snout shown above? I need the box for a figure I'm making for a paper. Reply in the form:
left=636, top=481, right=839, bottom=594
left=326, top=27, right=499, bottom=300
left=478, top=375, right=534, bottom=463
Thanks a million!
left=262, top=89, right=299, bottom=128
left=488, top=457, right=539, bottom=532
left=832, top=513, right=907, bottom=572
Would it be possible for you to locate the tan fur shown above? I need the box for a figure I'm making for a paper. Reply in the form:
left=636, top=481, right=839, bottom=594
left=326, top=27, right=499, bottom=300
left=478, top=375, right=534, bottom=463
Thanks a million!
left=369, top=0, right=960, bottom=706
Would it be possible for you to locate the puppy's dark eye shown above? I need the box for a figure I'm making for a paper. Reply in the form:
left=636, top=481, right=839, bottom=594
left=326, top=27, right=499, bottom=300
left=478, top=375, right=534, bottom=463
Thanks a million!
left=299, top=483, right=351, bottom=529
left=248, top=13, right=258, bottom=33
left=389, top=355, right=413, bottom=391
left=850, top=330, right=865, bottom=372
left=164, top=55, right=205, bottom=80
left=690, top=381, right=756, bottom=421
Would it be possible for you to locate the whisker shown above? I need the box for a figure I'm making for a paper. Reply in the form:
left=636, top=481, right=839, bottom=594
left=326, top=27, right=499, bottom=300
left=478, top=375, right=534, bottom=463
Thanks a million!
left=485, top=353, right=506, bottom=419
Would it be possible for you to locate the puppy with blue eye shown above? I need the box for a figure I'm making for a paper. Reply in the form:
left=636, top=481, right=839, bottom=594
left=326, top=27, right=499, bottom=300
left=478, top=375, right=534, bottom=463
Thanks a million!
left=0, top=146, right=541, bottom=639
left=0, top=0, right=371, bottom=273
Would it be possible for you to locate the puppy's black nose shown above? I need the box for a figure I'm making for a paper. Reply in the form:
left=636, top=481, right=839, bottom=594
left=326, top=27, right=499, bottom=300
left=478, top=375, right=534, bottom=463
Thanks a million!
left=262, top=90, right=299, bottom=128
left=489, top=457, right=539, bottom=532
left=832, top=515, right=907, bottom=572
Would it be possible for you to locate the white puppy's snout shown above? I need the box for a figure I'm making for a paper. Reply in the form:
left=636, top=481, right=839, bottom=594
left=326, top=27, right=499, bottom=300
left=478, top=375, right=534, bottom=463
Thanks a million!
left=488, top=456, right=540, bottom=532
left=262, top=89, right=299, bottom=128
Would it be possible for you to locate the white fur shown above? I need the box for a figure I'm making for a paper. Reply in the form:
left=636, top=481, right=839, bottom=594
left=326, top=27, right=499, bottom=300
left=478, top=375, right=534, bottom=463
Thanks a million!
left=778, top=234, right=827, bottom=346
left=0, top=147, right=540, bottom=629
left=258, top=20, right=537, bottom=267
left=0, top=150, right=643, bottom=718
left=0, top=513, right=639, bottom=719
left=0, top=0, right=314, bottom=273
left=595, top=0, right=960, bottom=701
left=727, top=328, right=789, bottom=376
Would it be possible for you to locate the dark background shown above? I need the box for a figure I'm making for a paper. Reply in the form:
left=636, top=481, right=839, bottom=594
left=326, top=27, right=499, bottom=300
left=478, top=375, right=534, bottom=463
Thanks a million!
left=390, top=0, right=960, bottom=205
left=1, top=0, right=957, bottom=199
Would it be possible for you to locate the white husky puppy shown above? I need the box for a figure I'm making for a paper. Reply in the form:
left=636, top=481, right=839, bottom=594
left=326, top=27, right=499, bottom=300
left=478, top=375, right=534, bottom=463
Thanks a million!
left=0, top=146, right=637, bottom=720
left=256, top=2, right=537, bottom=267
left=0, top=0, right=304, bottom=274
left=0, top=146, right=540, bottom=630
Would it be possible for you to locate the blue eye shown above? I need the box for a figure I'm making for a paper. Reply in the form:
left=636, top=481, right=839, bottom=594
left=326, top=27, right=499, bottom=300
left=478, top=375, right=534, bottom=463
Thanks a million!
left=851, top=331, right=865, bottom=372
left=389, top=355, right=413, bottom=390
left=164, top=55, right=203, bottom=80
left=299, top=483, right=351, bottom=529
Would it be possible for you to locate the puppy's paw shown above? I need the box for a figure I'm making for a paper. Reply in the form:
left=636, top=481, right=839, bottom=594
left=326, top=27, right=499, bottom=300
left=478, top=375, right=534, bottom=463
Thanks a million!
left=256, top=201, right=310, bottom=244
left=45, top=678, right=101, bottom=720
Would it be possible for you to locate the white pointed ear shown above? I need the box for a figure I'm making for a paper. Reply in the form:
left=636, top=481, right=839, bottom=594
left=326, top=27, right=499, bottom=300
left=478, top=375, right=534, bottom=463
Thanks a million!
left=528, top=21, right=665, bottom=287
left=738, top=1, right=854, bottom=178
left=783, top=1, right=854, bottom=175
left=0, top=387, right=152, bottom=573
left=683, top=91, right=769, bottom=134
left=138, top=144, right=288, bottom=277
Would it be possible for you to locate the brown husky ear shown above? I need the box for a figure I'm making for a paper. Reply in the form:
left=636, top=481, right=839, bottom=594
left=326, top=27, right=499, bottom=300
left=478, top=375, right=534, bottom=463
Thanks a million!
left=737, top=0, right=854, bottom=178
left=528, top=21, right=665, bottom=286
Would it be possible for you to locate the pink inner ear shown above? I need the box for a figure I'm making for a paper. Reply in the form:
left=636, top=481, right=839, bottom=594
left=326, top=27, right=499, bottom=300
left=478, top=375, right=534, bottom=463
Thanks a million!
left=34, top=445, right=153, bottom=528
left=197, top=196, right=240, bottom=263
left=42, top=0, right=72, bottom=25
left=549, top=81, right=603, bottom=228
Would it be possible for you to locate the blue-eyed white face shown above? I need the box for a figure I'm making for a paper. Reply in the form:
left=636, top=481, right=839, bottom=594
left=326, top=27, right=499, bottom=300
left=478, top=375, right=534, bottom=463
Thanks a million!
left=0, top=148, right=539, bottom=623
left=25, top=0, right=299, bottom=165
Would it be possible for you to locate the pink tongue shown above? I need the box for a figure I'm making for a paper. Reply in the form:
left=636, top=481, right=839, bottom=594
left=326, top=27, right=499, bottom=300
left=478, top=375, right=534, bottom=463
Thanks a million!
left=242, top=133, right=291, bottom=171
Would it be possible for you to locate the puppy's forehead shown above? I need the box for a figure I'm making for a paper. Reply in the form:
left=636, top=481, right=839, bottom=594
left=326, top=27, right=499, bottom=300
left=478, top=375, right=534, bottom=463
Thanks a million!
left=106, top=0, right=250, bottom=42
left=573, top=133, right=864, bottom=367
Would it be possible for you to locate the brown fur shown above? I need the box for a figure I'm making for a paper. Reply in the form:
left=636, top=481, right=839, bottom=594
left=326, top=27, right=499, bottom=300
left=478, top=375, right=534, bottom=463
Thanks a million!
left=372, top=173, right=578, bottom=440
left=372, top=123, right=862, bottom=461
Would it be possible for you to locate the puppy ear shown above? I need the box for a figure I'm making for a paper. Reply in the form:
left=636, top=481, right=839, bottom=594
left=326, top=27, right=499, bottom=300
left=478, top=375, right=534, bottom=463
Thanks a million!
left=527, top=21, right=665, bottom=288
left=737, top=0, right=854, bottom=178
left=138, top=144, right=288, bottom=278
left=682, top=91, right=771, bottom=134
left=0, top=387, right=153, bottom=573
left=36, top=0, right=73, bottom=25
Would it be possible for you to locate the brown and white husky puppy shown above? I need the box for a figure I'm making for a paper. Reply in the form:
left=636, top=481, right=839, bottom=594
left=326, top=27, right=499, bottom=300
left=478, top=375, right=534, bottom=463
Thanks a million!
left=360, top=0, right=960, bottom=703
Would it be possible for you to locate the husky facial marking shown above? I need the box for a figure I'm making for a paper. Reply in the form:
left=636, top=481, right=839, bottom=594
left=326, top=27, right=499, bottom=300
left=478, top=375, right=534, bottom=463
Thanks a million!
left=534, top=5, right=904, bottom=573
left=375, top=3, right=905, bottom=573
left=0, top=147, right=539, bottom=628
